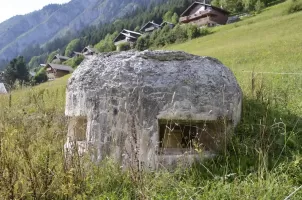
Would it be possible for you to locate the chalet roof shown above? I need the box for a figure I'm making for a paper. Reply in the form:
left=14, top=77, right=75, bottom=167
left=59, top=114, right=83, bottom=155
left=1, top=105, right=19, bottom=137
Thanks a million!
left=82, top=46, right=97, bottom=53
left=139, top=21, right=161, bottom=32
left=121, top=32, right=137, bottom=39
left=180, top=1, right=230, bottom=17
left=122, top=29, right=142, bottom=35
left=54, top=54, right=70, bottom=61
left=113, top=29, right=142, bottom=43
left=160, top=21, right=175, bottom=27
left=47, top=63, right=74, bottom=72
left=0, top=83, right=7, bottom=94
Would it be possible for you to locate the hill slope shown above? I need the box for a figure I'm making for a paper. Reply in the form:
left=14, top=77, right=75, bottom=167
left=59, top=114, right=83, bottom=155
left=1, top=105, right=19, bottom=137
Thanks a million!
left=0, top=0, right=165, bottom=61
left=166, top=2, right=302, bottom=115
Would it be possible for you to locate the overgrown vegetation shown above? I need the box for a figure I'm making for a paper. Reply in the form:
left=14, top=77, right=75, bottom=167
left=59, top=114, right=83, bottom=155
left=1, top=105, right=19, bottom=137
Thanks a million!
left=286, top=0, right=302, bottom=13
left=135, top=24, right=210, bottom=51
left=63, top=55, right=85, bottom=69
left=32, top=67, right=48, bottom=84
left=117, top=42, right=131, bottom=52
left=212, top=0, right=283, bottom=13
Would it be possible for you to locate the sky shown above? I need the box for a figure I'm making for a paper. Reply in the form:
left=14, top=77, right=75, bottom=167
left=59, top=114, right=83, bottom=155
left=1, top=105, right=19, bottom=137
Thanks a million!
left=0, top=0, right=71, bottom=23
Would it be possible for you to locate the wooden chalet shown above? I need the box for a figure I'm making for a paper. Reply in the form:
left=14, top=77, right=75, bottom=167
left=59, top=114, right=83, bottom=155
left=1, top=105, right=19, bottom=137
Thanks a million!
left=0, top=83, right=7, bottom=94
left=81, top=46, right=97, bottom=56
left=113, top=29, right=142, bottom=48
left=179, top=1, right=230, bottom=27
left=46, top=63, right=74, bottom=79
left=140, top=21, right=161, bottom=33
left=51, top=54, right=70, bottom=64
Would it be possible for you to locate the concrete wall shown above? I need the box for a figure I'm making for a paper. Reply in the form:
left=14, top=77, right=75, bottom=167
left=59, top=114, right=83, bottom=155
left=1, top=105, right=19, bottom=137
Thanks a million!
left=65, top=51, right=242, bottom=170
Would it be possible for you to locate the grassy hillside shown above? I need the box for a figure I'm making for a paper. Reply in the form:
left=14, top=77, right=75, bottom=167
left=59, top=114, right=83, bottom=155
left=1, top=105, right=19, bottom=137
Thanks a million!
left=0, top=1, right=301, bottom=199
left=166, top=1, right=302, bottom=116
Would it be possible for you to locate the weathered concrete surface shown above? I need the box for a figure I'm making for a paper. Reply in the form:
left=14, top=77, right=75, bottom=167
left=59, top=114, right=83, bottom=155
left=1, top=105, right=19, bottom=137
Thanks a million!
left=65, top=50, right=242, bottom=169
left=0, top=83, right=7, bottom=94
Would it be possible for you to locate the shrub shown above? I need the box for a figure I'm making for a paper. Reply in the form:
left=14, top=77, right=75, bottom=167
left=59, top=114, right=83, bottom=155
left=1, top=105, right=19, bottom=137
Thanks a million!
left=95, top=32, right=118, bottom=53
left=117, top=42, right=131, bottom=52
left=63, top=55, right=85, bottom=69
left=186, top=24, right=200, bottom=40
left=171, top=25, right=188, bottom=43
left=136, top=36, right=150, bottom=51
left=33, top=67, right=48, bottom=84
left=154, top=35, right=167, bottom=47
left=286, top=0, right=302, bottom=14
left=255, top=0, right=265, bottom=13
left=199, top=27, right=210, bottom=36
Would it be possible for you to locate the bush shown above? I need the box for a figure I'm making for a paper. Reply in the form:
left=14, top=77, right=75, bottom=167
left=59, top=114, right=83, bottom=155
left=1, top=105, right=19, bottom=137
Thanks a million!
left=117, top=42, right=131, bottom=52
left=171, top=24, right=188, bottom=43
left=136, top=36, right=150, bottom=51
left=255, top=0, right=265, bottom=13
left=33, top=68, right=48, bottom=84
left=147, top=24, right=210, bottom=48
left=287, top=0, right=302, bottom=14
left=95, top=32, right=118, bottom=53
left=63, top=55, right=85, bottom=69
left=186, top=24, right=200, bottom=40
left=199, top=27, right=210, bottom=36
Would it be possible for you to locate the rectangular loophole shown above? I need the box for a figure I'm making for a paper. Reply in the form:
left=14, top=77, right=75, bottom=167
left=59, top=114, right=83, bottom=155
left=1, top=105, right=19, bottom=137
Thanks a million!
left=158, top=119, right=227, bottom=155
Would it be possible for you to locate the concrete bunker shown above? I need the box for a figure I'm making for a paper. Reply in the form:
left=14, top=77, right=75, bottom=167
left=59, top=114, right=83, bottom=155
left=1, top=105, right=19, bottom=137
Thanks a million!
left=65, top=50, right=242, bottom=169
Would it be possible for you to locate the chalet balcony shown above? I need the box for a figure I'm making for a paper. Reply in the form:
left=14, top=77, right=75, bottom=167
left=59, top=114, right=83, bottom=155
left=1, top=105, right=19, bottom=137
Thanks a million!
left=180, top=10, right=218, bottom=23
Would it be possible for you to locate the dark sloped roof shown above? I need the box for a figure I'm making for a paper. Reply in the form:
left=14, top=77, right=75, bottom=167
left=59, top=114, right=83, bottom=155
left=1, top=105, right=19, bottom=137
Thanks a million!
left=47, top=63, right=74, bottom=72
left=122, top=29, right=142, bottom=36
left=160, top=21, right=175, bottom=27
left=140, top=21, right=161, bottom=32
left=113, top=29, right=142, bottom=43
left=180, top=1, right=229, bottom=17
left=82, top=46, right=97, bottom=53
left=54, top=54, right=70, bottom=60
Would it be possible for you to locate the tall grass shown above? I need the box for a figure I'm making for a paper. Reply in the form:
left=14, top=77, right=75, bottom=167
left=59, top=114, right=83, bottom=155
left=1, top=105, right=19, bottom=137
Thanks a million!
left=0, top=64, right=301, bottom=200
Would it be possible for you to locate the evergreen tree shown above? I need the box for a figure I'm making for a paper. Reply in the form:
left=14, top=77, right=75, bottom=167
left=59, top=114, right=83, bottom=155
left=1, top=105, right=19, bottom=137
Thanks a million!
left=4, top=56, right=29, bottom=87
left=163, top=11, right=174, bottom=22
left=65, top=39, right=82, bottom=57
left=171, top=13, right=179, bottom=24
